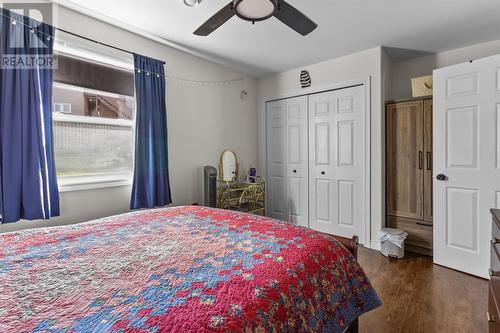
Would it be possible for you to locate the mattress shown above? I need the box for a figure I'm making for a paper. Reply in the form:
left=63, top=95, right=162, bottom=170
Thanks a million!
left=0, top=206, right=381, bottom=332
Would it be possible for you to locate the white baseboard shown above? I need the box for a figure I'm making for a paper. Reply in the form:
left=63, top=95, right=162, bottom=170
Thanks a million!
left=369, top=240, right=381, bottom=251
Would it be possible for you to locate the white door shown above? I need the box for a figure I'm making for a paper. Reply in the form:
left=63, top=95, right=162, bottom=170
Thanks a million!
left=266, top=100, right=286, bottom=220
left=309, top=86, right=366, bottom=244
left=285, top=96, right=309, bottom=227
left=433, top=54, right=500, bottom=278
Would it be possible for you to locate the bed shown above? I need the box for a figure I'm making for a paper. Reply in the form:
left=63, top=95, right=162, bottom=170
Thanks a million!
left=0, top=206, right=381, bottom=333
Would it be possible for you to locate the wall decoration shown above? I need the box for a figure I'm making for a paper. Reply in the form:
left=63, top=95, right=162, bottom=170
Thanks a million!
left=300, top=70, right=311, bottom=88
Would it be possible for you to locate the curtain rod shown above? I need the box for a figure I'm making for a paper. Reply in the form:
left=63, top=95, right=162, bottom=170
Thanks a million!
left=56, top=27, right=165, bottom=65
left=0, top=10, right=166, bottom=65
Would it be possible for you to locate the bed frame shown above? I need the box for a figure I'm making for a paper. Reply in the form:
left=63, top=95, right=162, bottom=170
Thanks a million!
left=332, top=235, right=360, bottom=333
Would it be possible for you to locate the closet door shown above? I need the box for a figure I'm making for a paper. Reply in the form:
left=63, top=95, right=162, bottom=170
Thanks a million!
left=266, top=100, right=286, bottom=220
left=309, top=91, right=336, bottom=233
left=309, top=86, right=366, bottom=244
left=386, top=101, right=424, bottom=220
left=332, top=86, right=366, bottom=242
left=285, top=96, right=309, bottom=227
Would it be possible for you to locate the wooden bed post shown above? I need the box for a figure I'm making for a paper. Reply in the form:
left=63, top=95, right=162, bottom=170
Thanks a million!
left=331, top=235, right=359, bottom=259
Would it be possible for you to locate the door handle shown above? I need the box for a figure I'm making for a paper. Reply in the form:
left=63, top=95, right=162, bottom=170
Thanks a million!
left=426, top=152, right=431, bottom=170
left=436, top=174, right=446, bottom=181
left=488, top=311, right=496, bottom=323
left=321, top=171, right=326, bottom=175
left=293, top=170, right=297, bottom=173
left=418, top=151, right=423, bottom=170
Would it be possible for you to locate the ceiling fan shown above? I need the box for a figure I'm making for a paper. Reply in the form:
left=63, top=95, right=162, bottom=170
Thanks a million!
left=193, top=0, right=318, bottom=36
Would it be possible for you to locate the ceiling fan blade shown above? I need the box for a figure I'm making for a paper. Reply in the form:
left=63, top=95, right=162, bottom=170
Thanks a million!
left=194, top=2, right=236, bottom=36
left=274, top=1, right=317, bottom=36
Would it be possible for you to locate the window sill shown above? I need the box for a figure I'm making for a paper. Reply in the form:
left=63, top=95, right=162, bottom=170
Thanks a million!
left=58, top=174, right=132, bottom=192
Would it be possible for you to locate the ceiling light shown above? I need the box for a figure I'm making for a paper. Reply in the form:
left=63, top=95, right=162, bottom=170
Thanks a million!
left=184, top=0, right=201, bottom=7
left=234, top=0, right=276, bottom=22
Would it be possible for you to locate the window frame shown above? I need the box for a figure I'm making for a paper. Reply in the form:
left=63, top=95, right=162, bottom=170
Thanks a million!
left=52, top=45, right=136, bottom=193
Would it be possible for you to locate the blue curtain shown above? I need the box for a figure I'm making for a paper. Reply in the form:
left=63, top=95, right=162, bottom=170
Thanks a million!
left=131, top=54, right=171, bottom=209
left=0, top=9, right=59, bottom=223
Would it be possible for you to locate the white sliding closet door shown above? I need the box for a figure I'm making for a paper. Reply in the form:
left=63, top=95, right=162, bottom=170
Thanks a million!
left=308, top=91, right=336, bottom=233
left=285, top=96, right=309, bottom=227
left=309, top=86, right=366, bottom=244
left=433, top=54, right=500, bottom=278
left=266, top=100, right=286, bottom=220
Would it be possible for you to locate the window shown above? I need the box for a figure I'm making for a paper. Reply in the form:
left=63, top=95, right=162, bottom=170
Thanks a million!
left=52, top=53, right=135, bottom=188
left=54, top=102, right=71, bottom=114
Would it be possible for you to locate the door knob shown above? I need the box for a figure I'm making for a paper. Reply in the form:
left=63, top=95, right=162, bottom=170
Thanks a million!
left=321, top=171, right=326, bottom=175
left=436, top=174, right=447, bottom=181
left=293, top=170, right=297, bottom=173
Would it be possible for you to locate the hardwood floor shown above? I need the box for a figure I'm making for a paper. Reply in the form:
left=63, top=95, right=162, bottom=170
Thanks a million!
left=357, top=247, right=488, bottom=333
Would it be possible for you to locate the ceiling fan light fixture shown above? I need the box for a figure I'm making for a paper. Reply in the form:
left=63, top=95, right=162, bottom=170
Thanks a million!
left=234, top=0, right=277, bottom=22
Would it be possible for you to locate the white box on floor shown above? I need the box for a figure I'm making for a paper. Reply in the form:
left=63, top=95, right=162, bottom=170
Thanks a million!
left=379, top=228, right=407, bottom=259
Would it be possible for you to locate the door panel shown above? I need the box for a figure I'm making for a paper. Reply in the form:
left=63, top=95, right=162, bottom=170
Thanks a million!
left=309, top=86, right=366, bottom=244
left=446, top=106, right=478, bottom=168
left=315, top=179, right=332, bottom=222
left=497, top=68, right=500, bottom=91
left=434, top=54, right=500, bottom=278
left=270, top=177, right=285, bottom=216
left=332, top=87, right=366, bottom=241
left=285, top=96, right=309, bottom=226
left=338, top=120, right=354, bottom=166
left=315, top=123, right=331, bottom=165
left=309, top=92, right=335, bottom=234
left=386, top=101, right=424, bottom=220
left=496, top=103, right=500, bottom=169
left=446, top=72, right=479, bottom=98
left=424, top=99, right=433, bottom=222
left=288, top=177, right=301, bottom=216
left=446, top=187, right=479, bottom=252
left=338, top=180, right=355, bottom=226
left=266, top=100, right=286, bottom=220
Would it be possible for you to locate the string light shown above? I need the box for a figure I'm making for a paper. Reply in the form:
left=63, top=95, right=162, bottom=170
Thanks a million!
left=165, top=76, right=244, bottom=86
left=3, top=11, right=245, bottom=88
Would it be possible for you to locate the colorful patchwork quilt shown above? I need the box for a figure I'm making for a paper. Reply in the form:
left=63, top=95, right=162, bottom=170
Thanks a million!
left=0, top=206, right=381, bottom=333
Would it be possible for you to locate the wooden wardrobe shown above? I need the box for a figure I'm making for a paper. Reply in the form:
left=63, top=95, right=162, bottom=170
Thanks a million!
left=386, top=98, right=433, bottom=256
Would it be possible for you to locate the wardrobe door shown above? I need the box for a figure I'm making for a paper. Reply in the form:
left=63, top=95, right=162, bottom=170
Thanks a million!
left=386, top=101, right=424, bottom=220
left=266, top=100, right=286, bottom=220
left=285, top=96, right=309, bottom=227
left=423, top=99, right=433, bottom=223
left=309, top=91, right=336, bottom=234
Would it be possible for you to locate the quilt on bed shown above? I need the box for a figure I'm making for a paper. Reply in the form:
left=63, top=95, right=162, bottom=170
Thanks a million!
left=0, top=206, right=381, bottom=333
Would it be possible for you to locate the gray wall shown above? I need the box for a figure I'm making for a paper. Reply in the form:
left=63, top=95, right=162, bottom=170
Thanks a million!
left=0, top=5, right=258, bottom=233
left=390, top=39, right=500, bottom=100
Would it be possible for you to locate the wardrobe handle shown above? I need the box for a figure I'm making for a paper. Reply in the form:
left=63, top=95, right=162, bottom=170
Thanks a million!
left=426, top=152, right=431, bottom=170
left=416, top=222, right=433, bottom=227
left=418, top=151, right=423, bottom=170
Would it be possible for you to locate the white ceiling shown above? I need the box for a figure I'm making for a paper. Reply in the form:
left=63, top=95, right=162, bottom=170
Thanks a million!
left=62, top=0, right=500, bottom=77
